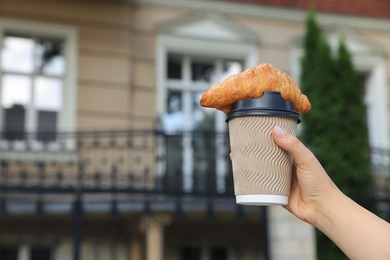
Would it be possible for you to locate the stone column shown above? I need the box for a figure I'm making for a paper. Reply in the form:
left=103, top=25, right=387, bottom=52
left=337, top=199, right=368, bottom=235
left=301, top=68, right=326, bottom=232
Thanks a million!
left=143, top=216, right=170, bottom=260
left=268, top=207, right=316, bottom=260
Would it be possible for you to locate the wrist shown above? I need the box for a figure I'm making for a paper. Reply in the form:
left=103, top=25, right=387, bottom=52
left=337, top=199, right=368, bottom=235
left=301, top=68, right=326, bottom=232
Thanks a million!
left=311, top=186, right=346, bottom=230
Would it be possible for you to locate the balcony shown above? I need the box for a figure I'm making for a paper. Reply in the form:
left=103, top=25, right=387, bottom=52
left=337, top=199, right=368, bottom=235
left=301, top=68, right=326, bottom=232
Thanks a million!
left=0, top=130, right=238, bottom=214
left=0, top=131, right=389, bottom=208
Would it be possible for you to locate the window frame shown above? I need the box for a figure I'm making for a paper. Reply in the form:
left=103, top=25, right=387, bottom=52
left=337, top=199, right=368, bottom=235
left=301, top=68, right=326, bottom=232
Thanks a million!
left=0, top=18, right=78, bottom=154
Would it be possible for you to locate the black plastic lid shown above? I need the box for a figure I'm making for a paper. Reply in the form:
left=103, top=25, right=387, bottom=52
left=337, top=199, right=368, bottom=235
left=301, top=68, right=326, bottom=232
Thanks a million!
left=226, top=91, right=300, bottom=123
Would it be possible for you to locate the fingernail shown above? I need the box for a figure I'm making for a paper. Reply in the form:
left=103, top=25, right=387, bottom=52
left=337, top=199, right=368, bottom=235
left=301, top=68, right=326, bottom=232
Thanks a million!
left=274, top=126, right=285, bottom=138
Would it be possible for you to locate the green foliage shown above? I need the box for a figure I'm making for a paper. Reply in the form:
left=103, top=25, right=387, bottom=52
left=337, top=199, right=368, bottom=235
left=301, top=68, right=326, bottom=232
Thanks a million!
left=300, top=11, right=372, bottom=260
left=332, top=40, right=372, bottom=196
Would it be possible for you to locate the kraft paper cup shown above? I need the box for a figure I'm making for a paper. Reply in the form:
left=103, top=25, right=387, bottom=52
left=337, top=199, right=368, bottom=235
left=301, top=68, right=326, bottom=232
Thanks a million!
left=226, top=92, right=299, bottom=206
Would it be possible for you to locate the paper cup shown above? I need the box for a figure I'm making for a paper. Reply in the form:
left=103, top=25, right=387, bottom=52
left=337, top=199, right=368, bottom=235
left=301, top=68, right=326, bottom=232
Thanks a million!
left=226, top=92, right=299, bottom=206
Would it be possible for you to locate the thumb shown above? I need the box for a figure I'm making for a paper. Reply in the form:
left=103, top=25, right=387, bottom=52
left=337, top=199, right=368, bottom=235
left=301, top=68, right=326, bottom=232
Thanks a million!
left=271, top=126, right=316, bottom=167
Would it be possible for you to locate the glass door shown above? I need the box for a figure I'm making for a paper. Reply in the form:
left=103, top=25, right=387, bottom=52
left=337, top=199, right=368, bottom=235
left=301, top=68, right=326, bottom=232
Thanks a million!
left=162, top=53, right=242, bottom=193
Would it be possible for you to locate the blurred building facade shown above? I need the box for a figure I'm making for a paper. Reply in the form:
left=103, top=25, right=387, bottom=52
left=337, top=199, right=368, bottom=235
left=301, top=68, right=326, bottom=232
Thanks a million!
left=0, top=0, right=389, bottom=259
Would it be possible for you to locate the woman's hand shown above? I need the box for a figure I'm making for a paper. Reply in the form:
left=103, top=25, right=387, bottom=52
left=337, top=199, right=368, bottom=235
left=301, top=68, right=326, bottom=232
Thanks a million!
left=271, top=126, right=340, bottom=225
left=272, top=125, right=390, bottom=260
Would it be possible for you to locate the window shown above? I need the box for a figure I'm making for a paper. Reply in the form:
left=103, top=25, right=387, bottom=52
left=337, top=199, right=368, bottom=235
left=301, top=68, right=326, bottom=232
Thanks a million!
left=181, top=247, right=201, bottom=260
left=162, top=53, right=242, bottom=193
left=1, top=34, right=64, bottom=142
left=0, top=18, right=77, bottom=151
left=30, top=246, right=52, bottom=260
left=180, top=246, right=228, bottom=260
left=0, top=245, right=52, bottom=260
left=209, top=247, right=228, bottom=260
left=0, top=246, right=18, bottom=260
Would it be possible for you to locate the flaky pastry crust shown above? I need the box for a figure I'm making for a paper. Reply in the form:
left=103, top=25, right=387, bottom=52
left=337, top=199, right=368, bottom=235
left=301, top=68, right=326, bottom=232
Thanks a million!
left=200, top=63, right=311, bottom=114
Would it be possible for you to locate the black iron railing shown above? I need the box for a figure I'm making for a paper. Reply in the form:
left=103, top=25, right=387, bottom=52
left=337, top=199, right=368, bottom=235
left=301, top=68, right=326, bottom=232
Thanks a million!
left=0, top=130, right=233, bottom=197
left=1, top=131, right=390, bottom=198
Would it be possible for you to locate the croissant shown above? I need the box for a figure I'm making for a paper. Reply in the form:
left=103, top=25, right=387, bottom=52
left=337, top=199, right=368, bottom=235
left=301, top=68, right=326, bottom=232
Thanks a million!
left=200, top=63, right=311, bottom=114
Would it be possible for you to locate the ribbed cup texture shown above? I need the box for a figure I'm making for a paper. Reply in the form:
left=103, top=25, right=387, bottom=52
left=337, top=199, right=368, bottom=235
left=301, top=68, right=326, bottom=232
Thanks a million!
left=228, top=116, right=297, bottom=196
